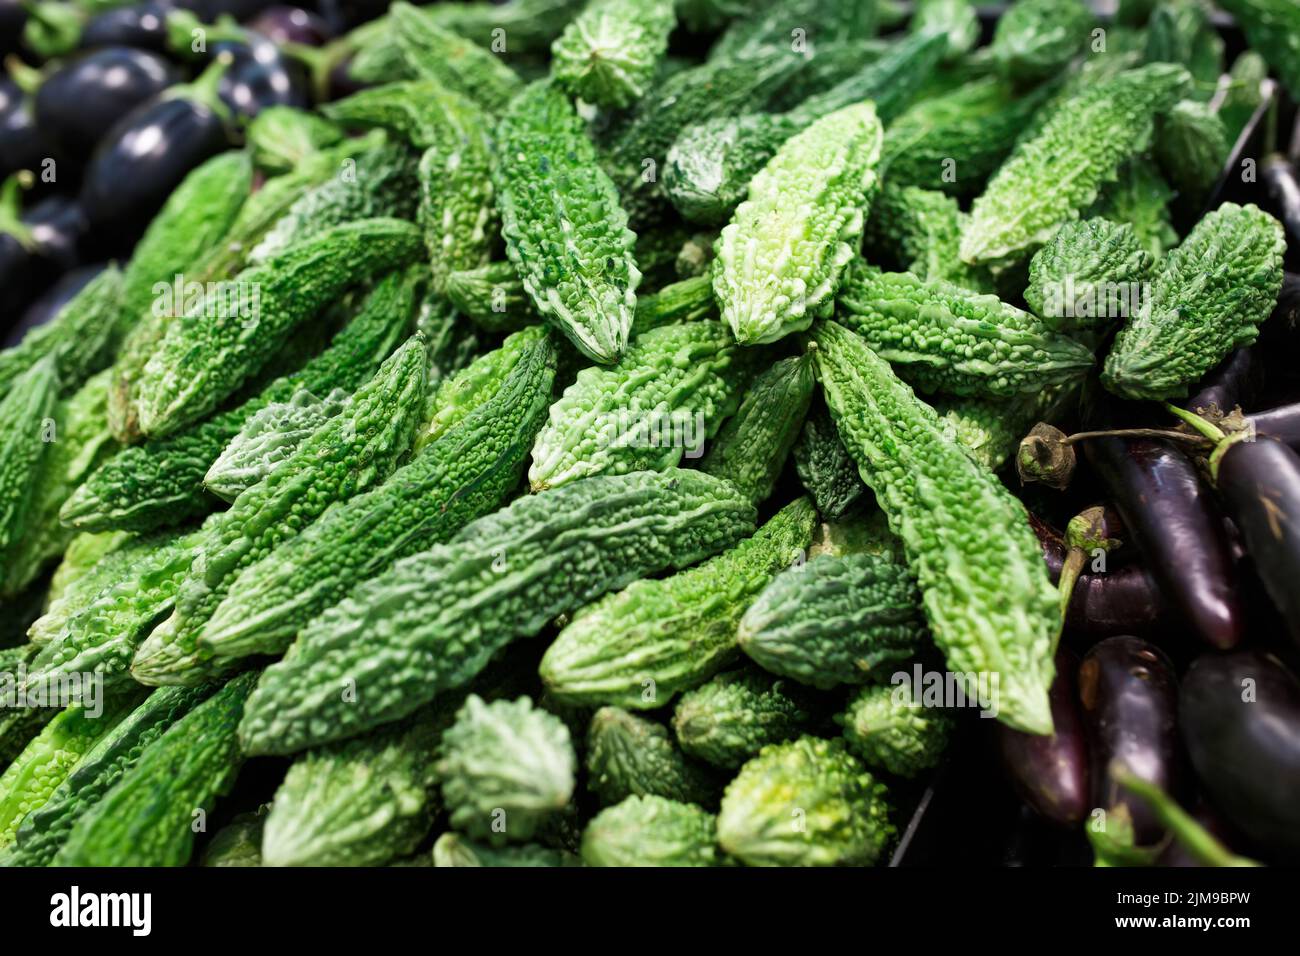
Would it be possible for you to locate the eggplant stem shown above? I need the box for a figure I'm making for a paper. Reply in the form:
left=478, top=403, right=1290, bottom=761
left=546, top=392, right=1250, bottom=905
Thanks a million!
left=1111, top=764, right=1260, bottom=867
left=1053, top=547, right=1086, bottom=654
left=1060, top=427, right=1211, bottom=446
left=1163, top=403, right=1227, bottom=442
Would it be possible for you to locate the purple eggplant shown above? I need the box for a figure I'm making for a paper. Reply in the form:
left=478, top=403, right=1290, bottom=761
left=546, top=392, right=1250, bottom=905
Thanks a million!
left=35, top=47, right=180, bottom=157
left=0, top=178, right=87, bottom=320
left=248, top=5, right=331, bottom=45
left=1185, top=346, right=1267, bottom=415
left=996, top=647, right=1091, bottom=827
left=79, top=1, right=178, bottom=52
left=0, top=76, right=58, bottom=183
left=1212, top=435, right=1300, bottom=647
left=1181, top=650, right=1300, bottom=860
left=1085, top=437, right=1243, bottom=650
left=1262, top=156, right=1300, bottom=248
left=1079, top=636, right=1181, bottom=848
left=78, top=57, right=232, bottom=245
left=1247, top=402, right=1300, bottom=450
left=7, top=261, right=105, bottom=347
left=213, top=31, right=311, bottom=120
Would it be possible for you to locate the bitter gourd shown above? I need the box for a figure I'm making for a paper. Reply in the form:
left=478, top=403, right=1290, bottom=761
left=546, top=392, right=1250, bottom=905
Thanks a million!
left=713, top=102, right=882, bottom=345
left=1154, top=99, right=1230, bottom=203
left=198, top=328, right=555, bottom=665
left=540, top=497, right=816, bottom=709
left=1215, top=0, right=1300, bottom=101
left=389, top=2, right=524, bottom=115
left=203, top=388, right=349, bottom=503
left=837, top=682, right=953, bottom=778
left=493, top=81, right=640, bottom=364
left=738, top=549, right=925, bottom=690
left=63, top=266, right=421, bottom=533
left=708, top=0, right=877, bottom=62
left=53, top=672, right=258, bottom=867
left=1087, top=160, right=1180, bottom=259
left=717, top=735, right=894, bottom=866
left=631, top=275, right=717, bottom=334
left=672, top=669, right=818, bottom=769
left=529, top=320, right=757, bottom=491
left=961, top=64, right=1192, bottom=268
left=699, top=354, right=815, bottom=505
left=239, top=469, right=757, bottom=754
left=1219, top=51, right=1268, bottom=144
left=581, top=795, right=724, bottom=867
left=3, top=686, right=214, bottom=866
left=432, top=832, right=581, bottom=867
left=835, top=264, right=1095, bottom=398
left=1145, top=0, right=1224, bottom=91
left=0, top=691, right=144, bottom=848
left=934, top=390, right=1069, bottom=473
left=445, top=262, right=536, bottom=333
left=27, top=532, right=160, bottom=646
left=200, top=811, right=265, bottom=867
left=585, top=707, right=720, bottom=807
left=990, top=0, right=1094, bottom=84
left=426, top=0, right=586, bottom=54
left=130, top=335, right=428, bottom=686
left=791, top=401, right=869, bottom=520
left=0, top=645, right=57, bottom=769
left=551, top=0, right=675, bottom=109
left=262, top=710, right=443, bottom=867
left=812, top=320, right=1058, bottom=734
left=1102, top=203, right=1286, bottom=400
left=0, top=357, right=59, bottom=582
left=912, top=0, right=978, bottom=61
left=862, top=184, right=994, bottom=291
left=436, top=695, right=575, bottom=846
left=246, top=107, right=344, bottom=173
left=1023, top=219, right=1154, bottom=330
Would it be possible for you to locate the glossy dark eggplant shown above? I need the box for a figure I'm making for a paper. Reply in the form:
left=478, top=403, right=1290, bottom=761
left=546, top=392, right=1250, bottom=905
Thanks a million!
left=996, top=647, right=1091, bottom=827
left=0, top=77, right=58, bottom=183
left=1213, top=435, right=1300, bottom=647
left=35, top=47, right=180, bottom=156
left=1247, top=402, right=1300, bottom=450
left=1185, top=346, right=1267, bottom=415
left=1181, top=650, right=1300, bottom=860
left=248, top=5, right=332, bottom=45
left=212, top=32, right=312, bottom=120
left=79, top=1, right=177, bottom=52
left=1262, top=156, right=1300, bottom=247
left=1078, top=636, right=1181, bottom=848
left=78, top=58, right=231, bottom=244
left=7, top=261, right=105, bottom=348
left=1085, top=437, right=1243, bottom=650
left=0, top=189, right=87, bottom=320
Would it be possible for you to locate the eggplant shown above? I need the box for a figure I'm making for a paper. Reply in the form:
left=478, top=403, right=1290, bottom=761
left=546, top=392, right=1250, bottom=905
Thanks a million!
left=1262, top=156, right=1300, bottom=248
left=0, top=77, right=58, bottom=183
left=1181, top=650, right=1300, bottom=861
left=1078, top=636, right=1181, bottom=849
left=996, top=647, right=1091, bottom=827
left=213, top=31, right=312, bottom=120
left=1212, top=435, right=1300, bottom=647
left=1185, top=346, right=1267, bottom=415
left=7, top=261, right=106, bottom=348
left=1246, top=402, right=1300, bottom=450
left=1085, top=437, right=1243, bottom=650
left=35, top=47, right=180, bottom=157
left=78, top=57, right=232, bottom=246
left=0, top=182, right=87, bottom=320
left=79, top=0, right=177, bottom=52
left=248, top=5, right=332, bottom=45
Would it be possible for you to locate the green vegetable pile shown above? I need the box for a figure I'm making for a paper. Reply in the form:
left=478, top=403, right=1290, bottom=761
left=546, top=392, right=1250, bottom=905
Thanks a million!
left=0, top=0, right=1292, bottom=868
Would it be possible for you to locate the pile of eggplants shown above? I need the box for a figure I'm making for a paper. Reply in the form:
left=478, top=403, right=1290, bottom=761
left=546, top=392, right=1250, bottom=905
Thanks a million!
left=0, top=0, right=349, bottom=339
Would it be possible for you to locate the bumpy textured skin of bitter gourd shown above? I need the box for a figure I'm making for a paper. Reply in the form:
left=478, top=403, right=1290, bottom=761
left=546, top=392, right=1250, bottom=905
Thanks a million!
left=203, top=388, right=349, bottom=503
left=25, top=526, right=207, bottom=693
left=0, top=357, right=59, bottom=582
left=436, top=695, right=574, bottom=846
left=1145, top=1, right=1224, bottom=90
left=672, top=669, right=818, bottom=770
left=43, top=531, right=132, bottom=609
left=1102, top=203, right=1286, bottom=400
left=738, top=551, right=925, bottom=690
left=1154, top=100, right=1230, bottom=204
left=445, top=262, right=536, bottom=333
left=630, top=275, right=717, bottom=335
left=0, top=646, right=57, bottom=769
left=934, top=389, right=1071, bottom=473
left=585, top=707, right=720, bottom=807
left=4, top=370, right=118, bottom=598
left=238, top=469, right=757, bottom=755
left=1024, top=219, right=1154, bottom=331
left=551, top=0, right=675, bottom=109
left=130, top=336, right=428, bottom=687
left=861, top=184, right=994, bottom=292
left=262, top=710, right=443, bottom=867
left=389, top=2, right=524, bottom=115
left=990, top=0, right=1093, bottom=84
left=699, top=354, right=815, bottom=506
left=135, top=219, right=424, bottom=439
left=425, top=0, right=585, bottom=54
left=812, top=320, right=1058, bottom=734
left=717, top=735, right=894, bottom=866
left=1215, top=0, right=1300, bottom=101
left=246, top=107, right=344, bottom=174
left=912, top=0, right=979, bottom=61
left=27, top=532, right=159, bottom=646
left=835, top=264, right=1095, bottom=398
left=199, top=811, right=265, bottom=866
left=63, top=267, right=421, bottom=533
left=792, top=401, right=869, bottom=520
left=493, top=81, right=640, bottom=365
left=540, top=497, right=816, bottom=709
left=53, top=672, right=257, bottom=867
left=432, top=832, right=581, bottom=867
left=714, top=103, right=882, bottom=346
left=581, top=795, right=725, bottom=867
left=880, top=76, right=1058, bottom=199
left=4, top=686, right=214, bottom=866
left=961, top=64, right=1192, bottom=268
left=0, top=266, right=124, bottom=400
left=836, top=682, right=953, bottom=778
left=1087, top=160, right=1180, bottom=259
left=198, top=330, right=555, bottom=665
left=528, top=320, right=758, bottom=491
left=708, top=0, right=878, bottom=62
left=0, top=690, right=145, bottom=848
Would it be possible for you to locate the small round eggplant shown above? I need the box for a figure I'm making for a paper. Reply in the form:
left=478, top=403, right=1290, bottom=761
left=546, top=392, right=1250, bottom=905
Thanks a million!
left=1078, top=636, right=1181, bottom=848
left=0, top=77, right=58, bottom=183
left=996, top=647, right=1091, bottom=827
left=1213, top=435, right=1300, bottom=647
left=1181, top=650, right=1300, bottom=860
left=248, top=5, right=332, bottom=45
left=1085, top=437, right=1243, bottom=650
left=79, top=1, right=177, bottom=52
left=35, top=47, right=180, bottom=156
left=214, top=32, right=311, bottom=120
left=1247, top=402, right=1300, bottom=451
left=0, top=188, right=88, bottom=319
